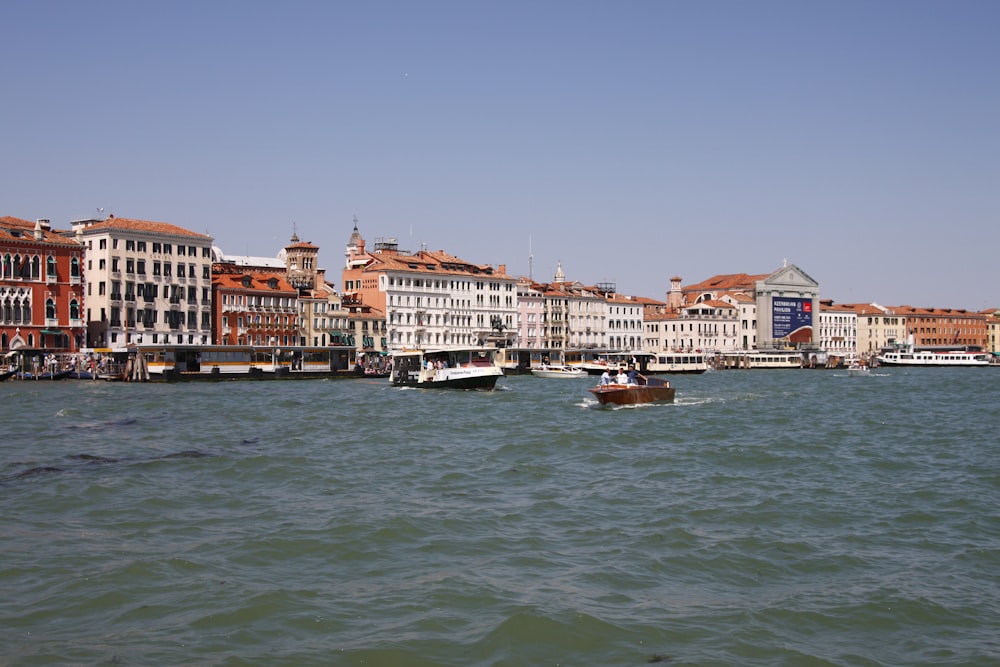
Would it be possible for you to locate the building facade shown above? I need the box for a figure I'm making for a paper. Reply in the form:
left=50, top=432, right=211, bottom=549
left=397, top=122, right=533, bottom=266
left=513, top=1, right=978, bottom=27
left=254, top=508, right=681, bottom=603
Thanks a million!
left=1, top=216, right=86, bottom=353
left=343, top=224, right=517, bottom=349
left=73, top=216, right=214, bottom=348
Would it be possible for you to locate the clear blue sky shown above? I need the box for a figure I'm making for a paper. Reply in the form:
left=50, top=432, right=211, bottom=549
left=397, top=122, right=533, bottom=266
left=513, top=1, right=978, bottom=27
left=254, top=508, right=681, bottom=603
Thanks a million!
left=4, top=1, right=998, bottom=310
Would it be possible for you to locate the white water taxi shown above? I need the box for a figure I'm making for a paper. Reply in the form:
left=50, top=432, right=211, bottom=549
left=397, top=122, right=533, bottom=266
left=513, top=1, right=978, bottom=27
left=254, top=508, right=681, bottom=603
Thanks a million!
left=530, top=365, right=588, bottom=378
left=391, top=348, right=503, bottom=390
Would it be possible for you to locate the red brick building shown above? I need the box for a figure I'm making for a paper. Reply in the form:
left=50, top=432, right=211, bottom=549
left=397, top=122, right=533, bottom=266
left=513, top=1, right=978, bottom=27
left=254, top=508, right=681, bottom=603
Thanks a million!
left=1, top=216, right=85, bottom=353
left=212, top=263, right=299, bottom=346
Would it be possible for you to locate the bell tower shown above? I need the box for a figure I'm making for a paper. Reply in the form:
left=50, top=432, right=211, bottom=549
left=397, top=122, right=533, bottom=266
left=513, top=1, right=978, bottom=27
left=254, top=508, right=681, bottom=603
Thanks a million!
left=284, top=228, right=319, bottom=291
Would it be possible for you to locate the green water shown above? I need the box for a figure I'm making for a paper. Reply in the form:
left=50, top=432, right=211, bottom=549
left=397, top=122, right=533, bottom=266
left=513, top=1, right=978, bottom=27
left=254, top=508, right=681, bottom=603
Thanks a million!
left=2, top=368, right=998, bottom=666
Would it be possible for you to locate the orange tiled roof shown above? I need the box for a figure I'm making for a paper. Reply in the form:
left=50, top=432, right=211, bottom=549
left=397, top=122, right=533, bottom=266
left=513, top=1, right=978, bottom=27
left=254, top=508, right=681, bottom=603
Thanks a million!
left=1, top=216, right=81, bottom=246
left=360, top=248, right=509, bottom=278
left=683, top=273, right=769, bottom=293
left=692, top=298, right=736, bottom=310
left=79, top=216, right=212, bottom=240
left=213, top=272, right=296, bottom=292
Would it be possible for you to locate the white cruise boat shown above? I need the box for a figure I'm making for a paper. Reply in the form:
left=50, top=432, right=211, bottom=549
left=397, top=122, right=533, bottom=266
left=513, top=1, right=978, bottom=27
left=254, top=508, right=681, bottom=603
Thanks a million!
left=877, top=343, right=990, bottom=367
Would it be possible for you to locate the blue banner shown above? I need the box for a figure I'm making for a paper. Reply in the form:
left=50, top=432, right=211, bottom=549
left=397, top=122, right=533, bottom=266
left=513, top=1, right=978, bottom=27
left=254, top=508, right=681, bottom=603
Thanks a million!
left=772, top=297, right=813, bottom=339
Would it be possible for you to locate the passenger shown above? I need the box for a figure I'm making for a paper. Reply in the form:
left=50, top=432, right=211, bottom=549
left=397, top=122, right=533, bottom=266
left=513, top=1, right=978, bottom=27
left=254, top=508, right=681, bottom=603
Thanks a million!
left=626, top=365, right=646, bottom=386
left=600, top=369, right=612, bottom=386
left=616, top=368, right=628, bottom=384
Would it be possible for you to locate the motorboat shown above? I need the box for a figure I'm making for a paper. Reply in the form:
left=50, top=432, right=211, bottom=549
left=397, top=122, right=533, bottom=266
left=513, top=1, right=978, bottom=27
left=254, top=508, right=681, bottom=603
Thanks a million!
left=530, top=365, right=587, bottom=378
left=589, top=377, right=675, bottom=406
left=847, top=362, right=872, bottom=377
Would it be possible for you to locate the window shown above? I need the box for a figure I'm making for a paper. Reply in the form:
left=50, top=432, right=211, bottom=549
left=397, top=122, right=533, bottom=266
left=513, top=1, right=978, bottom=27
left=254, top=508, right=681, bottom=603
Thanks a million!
left=46, top=256, right=57, bottom=279
left=152, top=261, right=161, bottom=276
left=46, top=298, right=56, bottom=319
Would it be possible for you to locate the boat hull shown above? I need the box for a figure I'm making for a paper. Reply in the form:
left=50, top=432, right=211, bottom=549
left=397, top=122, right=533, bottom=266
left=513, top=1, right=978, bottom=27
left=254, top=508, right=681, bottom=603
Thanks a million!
left=589, top=382, right=675, bottom=406
left=391, top=369, right=502, bottom=390
left=530, top=367, right=587, bottom=378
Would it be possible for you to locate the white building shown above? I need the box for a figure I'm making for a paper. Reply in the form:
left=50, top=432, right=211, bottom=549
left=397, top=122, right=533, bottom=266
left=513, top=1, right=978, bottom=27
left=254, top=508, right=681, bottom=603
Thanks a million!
left=73, top=216, right=214, bottom=348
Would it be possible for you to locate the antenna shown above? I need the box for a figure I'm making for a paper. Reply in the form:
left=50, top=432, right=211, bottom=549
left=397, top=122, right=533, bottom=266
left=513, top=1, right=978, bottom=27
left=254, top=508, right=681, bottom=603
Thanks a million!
left=529, top=234, right=533, bottom=281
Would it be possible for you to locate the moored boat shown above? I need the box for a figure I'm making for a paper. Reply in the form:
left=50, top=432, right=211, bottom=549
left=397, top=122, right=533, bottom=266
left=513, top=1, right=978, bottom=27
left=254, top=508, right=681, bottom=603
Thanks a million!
left=876, top=340, right=990, bottom=367
left=588, top=376, right=675, bottom=406
left=137, top=344, right=357, bottom=380
left=391, top=347, right=503, bottom=390
left=530, top=365, right=588, bottom=378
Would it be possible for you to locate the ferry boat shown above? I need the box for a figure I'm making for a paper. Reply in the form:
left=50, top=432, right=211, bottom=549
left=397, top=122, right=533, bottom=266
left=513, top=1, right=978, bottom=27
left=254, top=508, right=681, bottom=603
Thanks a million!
left=391, top=347, right=504, bottom=390
left=136, top=344, right=357, bottom=380
left=646, top=351, right=710, bottom=374
left=718, top=350, right=806, bottom=369
left=581, top=350, right=708, bottom=375
left=876, top=341, right=990, bottom=367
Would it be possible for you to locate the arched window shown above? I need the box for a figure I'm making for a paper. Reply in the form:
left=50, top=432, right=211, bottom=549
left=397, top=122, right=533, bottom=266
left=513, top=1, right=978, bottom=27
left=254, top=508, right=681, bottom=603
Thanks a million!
left=70, top=299, right=80, bottom=320
left=2, top=298, right=11, bottom=322
left=21, top=300, right=30, bottom=322
left=46, top=255, right=57, bottom=279
left=31, top=255, right=41, bottom=280
left=2, top=254, right=11, bottom=279
left=70, top=257, right=81, bottom=278
left=46, top=298, right=56, bottom=319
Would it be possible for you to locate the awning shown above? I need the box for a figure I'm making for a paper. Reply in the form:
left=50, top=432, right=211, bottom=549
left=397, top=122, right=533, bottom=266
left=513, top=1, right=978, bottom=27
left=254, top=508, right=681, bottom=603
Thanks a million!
left=41, top=329, right=64, bottom=335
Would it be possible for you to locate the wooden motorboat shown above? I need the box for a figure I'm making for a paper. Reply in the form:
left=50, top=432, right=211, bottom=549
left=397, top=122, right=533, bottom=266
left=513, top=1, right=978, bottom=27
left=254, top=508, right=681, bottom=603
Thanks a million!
left=589, top=377, right=675, bottom=406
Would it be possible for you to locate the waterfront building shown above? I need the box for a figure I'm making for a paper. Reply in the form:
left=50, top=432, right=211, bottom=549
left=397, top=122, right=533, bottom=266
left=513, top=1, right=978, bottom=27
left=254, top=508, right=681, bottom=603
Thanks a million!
left=680, top=264, right=819, bottom=350
left=515, top=278, right=545, bottom=349
left=283, top=234, right=348, bottom=349
left=513, top=263, right=609, bottom=351
left=987, top=310, right=1000, bottom=356
left=342, top=222, right=517, bottom=349
left=604, top=291, right=644, bottom=351
left=72, top=216, right=214, bottom=348
left=643, top=277, right=741, bottom=354
left=212, top=264, right=298, bottom=346
left=852, top=303, right=905, bottom=358
left=893, top=305, right=987, bottom=350
left=678, top=272, right=767, bottom=351
left=1, top=216, right=86, bottom=353
left=818, top=300, right=860, bottom=362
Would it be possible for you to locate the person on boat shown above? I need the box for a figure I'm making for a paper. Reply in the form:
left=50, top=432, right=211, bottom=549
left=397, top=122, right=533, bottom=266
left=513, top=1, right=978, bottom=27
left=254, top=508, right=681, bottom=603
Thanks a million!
left=626, top=365, right=646, bottom=386
left=600, top=369, right=612, bottom=386
left=615, top=368, right=628, bottom=384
